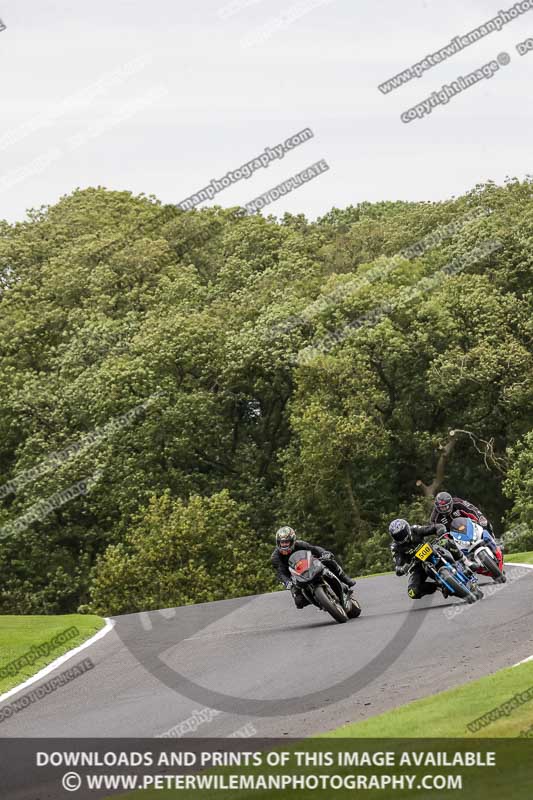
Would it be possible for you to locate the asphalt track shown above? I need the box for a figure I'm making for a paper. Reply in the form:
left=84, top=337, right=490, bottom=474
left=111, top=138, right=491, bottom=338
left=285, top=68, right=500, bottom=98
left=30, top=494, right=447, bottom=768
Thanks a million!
left=1, top=565, right=532, bottom=738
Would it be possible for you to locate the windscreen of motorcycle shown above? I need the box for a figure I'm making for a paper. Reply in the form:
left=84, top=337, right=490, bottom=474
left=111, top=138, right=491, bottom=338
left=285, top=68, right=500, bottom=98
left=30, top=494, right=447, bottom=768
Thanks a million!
left=288, top=549, right=311, bottom=576
left=450, top=517, right=478, bottom=544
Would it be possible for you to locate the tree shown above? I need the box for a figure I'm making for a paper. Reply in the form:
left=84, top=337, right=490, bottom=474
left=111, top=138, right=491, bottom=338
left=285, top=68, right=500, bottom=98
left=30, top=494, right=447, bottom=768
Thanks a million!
left=0, top=180, right=531, bottom=613
left=87, top=490, right=274, bottom=615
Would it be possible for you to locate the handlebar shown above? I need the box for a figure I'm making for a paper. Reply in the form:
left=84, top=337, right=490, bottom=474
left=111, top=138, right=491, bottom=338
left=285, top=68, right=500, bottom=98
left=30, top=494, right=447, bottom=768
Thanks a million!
left=430, top=533, right=451, bottom=547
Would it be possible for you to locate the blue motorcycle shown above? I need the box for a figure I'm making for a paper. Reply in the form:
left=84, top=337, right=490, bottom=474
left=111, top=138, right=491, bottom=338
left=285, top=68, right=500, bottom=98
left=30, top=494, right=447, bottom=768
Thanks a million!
left=413, top=535, right=483, bottom=604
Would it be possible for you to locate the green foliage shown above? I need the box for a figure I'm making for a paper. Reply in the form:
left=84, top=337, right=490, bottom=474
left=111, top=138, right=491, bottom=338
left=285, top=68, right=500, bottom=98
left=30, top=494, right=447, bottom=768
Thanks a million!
left=503, top=431, right=533, bottom=551
left=0, top=181, right=531, bottom=614
left=503, top=527, right=533, bottom=554
left=88, top=490, right=274, bottom=615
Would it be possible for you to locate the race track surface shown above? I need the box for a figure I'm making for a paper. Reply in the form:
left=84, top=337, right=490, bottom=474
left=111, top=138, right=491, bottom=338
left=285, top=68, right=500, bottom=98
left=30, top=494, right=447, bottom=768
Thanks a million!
left=1, top=566, right=532, bottom=738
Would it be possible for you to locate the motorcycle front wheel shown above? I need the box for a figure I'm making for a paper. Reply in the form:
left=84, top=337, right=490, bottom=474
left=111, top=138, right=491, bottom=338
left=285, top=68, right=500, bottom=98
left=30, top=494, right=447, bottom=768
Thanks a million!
left=438, top=566, right=478, bottom=603
left=477, top=549, right=504, bottom=582
left=314, top=585, right=348, bottom=623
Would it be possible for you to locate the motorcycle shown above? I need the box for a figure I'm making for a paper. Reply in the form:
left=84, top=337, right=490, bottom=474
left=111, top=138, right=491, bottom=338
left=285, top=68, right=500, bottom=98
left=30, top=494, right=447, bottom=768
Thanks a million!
left=413, top=535, right=483, bottom=604
left=288, top=549, right=361, bottom=624
left=448, top=517, right=506, bottom=583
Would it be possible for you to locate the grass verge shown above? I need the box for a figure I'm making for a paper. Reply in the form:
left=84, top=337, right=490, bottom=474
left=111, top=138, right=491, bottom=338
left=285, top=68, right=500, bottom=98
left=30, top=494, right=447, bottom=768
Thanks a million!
left=358, top=570, right=393, bottom=579
left=0, top=614, right=104, bottom=694
left=113, top=660, right=533, bottom=800
left=325, top=658, right=533, bottom=738
left=505, top=551, right=533, bottom=564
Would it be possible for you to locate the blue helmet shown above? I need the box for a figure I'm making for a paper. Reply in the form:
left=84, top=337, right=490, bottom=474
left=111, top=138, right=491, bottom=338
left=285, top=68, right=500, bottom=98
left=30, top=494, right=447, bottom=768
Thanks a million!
left=389, top=518, right=411, bottom=543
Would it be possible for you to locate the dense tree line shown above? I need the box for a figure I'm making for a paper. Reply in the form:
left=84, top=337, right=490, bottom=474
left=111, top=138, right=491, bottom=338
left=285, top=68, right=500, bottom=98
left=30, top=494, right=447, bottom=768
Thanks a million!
left=0, top=180, right=531, bottom=615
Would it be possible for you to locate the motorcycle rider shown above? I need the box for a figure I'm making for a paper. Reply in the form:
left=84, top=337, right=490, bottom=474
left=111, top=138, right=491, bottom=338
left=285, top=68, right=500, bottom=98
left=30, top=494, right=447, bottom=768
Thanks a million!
left=271, top=526, right=356, bottom=609
left=389, top=518, right=477, bottom=600
left=430, top=491, right=499, bottom=554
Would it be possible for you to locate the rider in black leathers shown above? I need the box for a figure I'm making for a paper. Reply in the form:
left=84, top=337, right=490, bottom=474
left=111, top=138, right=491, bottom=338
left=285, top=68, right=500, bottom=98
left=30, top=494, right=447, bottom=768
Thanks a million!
left=430, top=491, right=499, bottom=554
left=389, top=518, right=475, bottom=599
left=271, top=526, right=356, bottom=609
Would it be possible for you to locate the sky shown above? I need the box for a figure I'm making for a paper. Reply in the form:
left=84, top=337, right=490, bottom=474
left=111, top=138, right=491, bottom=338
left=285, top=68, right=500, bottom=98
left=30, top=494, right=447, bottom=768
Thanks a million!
left=0, top=0, right=532, bottom=222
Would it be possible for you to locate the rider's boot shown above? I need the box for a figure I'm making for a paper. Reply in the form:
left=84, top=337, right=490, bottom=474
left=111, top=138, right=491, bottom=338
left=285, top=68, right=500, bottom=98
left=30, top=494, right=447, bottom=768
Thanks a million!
left=340, top=571, right=356, bottom=588
left=330, top=562, right=356, bottom=588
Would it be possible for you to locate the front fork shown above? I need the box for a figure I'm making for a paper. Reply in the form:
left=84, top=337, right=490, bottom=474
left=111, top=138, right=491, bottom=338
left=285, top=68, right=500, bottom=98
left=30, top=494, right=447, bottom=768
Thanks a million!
left=472, top=544, right=503, bottom=571
left=440, top=545, right=479, bottom=583
left=323, top=569, right=350, bottom=607
left=431, top=557, right=477, bottom=589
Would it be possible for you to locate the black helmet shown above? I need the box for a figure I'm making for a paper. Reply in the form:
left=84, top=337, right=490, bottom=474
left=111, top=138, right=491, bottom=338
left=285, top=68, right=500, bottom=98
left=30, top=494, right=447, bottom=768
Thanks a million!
left=388, top=518, right=411, bottom=543
left=276, top=526, right=296, bottom=555
left=435, top=491, right=453, bottom=515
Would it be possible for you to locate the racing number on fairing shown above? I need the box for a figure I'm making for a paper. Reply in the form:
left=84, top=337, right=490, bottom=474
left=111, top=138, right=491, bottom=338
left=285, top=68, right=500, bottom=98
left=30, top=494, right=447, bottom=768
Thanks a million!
left=415, top=542, right=433, bottom=561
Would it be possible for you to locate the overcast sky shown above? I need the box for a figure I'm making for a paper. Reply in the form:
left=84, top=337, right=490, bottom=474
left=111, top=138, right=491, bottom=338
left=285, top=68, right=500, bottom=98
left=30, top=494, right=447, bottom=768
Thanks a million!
left=1, top=0, right=532, bottom=222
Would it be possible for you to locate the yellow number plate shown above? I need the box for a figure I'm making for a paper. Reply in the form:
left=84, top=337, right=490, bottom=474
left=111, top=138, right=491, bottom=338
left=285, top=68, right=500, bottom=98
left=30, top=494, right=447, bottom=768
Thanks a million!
left=415, top=543, right=433, bottom=561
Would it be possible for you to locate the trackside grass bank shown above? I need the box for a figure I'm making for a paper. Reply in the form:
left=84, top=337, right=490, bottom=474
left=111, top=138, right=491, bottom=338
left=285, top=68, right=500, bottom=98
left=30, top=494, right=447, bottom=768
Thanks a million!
left=505, top=551, right=533, bottom=564
left=0, top=614, right=104, bottom=694
left=111, top=660, right=533, bottom=800
left=325, top=658, right=533, bottom=738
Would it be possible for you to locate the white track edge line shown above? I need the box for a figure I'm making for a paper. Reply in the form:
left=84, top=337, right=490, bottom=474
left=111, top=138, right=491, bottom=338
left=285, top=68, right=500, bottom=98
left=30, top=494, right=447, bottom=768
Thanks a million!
left=0, top=617, right=115, bottom=704
left=1, top=564, right=531, bottom=694
left=507, top=563, right=533, bottom=666
left=514, top=655, right=533, bottom=666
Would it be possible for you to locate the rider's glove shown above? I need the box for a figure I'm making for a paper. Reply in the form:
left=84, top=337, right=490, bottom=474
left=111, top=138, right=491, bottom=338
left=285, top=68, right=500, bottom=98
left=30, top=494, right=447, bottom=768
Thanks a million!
left=479, top=516, right=488, bottom=528
left=320, top=552, right=333, bottom=561
left=284, top=581, right=292, bottom=590
left=396, top=564, right=408, bottom=576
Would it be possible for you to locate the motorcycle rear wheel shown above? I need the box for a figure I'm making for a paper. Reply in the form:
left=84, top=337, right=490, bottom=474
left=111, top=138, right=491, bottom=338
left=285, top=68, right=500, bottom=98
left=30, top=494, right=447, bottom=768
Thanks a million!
left=347, top=594, right=362, bottom=618
left=314, top=585, right=348, bottom=623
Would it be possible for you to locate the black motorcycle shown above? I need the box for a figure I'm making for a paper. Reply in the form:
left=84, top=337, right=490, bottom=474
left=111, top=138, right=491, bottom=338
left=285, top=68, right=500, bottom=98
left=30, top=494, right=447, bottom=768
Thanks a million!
left=288, top=549, right=361, bottom=623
